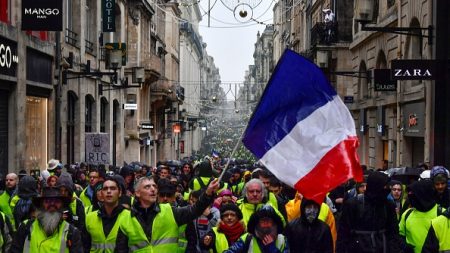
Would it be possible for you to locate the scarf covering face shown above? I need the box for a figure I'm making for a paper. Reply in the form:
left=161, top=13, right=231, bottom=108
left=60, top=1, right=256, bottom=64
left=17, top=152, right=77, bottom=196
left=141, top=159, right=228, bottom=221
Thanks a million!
left=218, top=221, right=245, bottom=244
left=408, top=180, right=436, bottom=212
left=365, top=171, right=390, bottom=203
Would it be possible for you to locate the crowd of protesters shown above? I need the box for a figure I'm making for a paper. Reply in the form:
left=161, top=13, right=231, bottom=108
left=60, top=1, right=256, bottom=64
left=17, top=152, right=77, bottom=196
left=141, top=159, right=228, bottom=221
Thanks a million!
left=0, top=156, right=449, bottom=252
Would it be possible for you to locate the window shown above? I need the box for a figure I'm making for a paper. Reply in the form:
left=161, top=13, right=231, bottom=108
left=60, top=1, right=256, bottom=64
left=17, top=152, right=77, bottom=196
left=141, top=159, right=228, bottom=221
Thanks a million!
left=67, top=92, right=77, bottom=164
left=112, top=100, right=120, bottom=166
left=85, top=95, right=95, bottom=133
left=65, top=0, right=77, bottom=46
left=26, top=96, right=48, bottom=170
left=387, top=0, right=395, bottom=8
left=100, top=97, right=108, bottom=133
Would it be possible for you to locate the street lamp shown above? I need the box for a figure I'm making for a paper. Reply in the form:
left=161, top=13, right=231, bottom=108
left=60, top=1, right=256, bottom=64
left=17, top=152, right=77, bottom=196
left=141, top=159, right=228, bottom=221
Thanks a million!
left=354, top=0, right=433, bottom=45
left=132, top=67, right=145, bottom=84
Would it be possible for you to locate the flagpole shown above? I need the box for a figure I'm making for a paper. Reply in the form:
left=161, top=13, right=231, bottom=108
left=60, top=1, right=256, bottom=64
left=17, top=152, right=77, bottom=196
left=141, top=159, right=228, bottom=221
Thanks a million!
left=217, top=129, right=246, bottom=183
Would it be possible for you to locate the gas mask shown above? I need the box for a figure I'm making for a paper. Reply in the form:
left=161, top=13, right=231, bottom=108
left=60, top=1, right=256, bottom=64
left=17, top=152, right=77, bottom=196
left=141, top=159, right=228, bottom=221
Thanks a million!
left=304, top=205, right=319, bottom=223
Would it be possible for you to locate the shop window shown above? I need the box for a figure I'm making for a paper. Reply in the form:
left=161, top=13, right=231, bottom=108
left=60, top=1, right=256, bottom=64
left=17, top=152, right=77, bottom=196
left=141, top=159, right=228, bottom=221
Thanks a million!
left=67, top=91, right=77, bottom=164
left=85, top=95, right=95, bottom=133
left=26, top=96, right=47, bottom=170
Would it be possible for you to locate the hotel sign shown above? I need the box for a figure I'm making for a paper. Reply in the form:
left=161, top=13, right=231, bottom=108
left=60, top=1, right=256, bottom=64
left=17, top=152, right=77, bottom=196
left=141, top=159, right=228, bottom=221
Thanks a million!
left=102, top=0, right=115, bottom=32
left=391, top=60, right=436, bottom=80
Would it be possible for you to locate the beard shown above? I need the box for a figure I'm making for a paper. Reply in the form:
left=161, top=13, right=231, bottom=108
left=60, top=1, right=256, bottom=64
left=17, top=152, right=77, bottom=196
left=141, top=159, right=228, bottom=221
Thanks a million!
left=37, top=209, right=63, bottom=236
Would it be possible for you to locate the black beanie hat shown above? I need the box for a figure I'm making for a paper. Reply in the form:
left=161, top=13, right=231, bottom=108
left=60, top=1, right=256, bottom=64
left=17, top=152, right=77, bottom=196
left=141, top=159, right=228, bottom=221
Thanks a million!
left=196, top=161, right=212, bottom=177
left=220, top=203, right=243, bottom=220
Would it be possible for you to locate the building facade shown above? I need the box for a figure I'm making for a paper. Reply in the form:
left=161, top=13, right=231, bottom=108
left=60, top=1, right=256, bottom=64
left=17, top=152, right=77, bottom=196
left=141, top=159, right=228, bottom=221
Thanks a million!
left=279, top=0, right=449, bottom=169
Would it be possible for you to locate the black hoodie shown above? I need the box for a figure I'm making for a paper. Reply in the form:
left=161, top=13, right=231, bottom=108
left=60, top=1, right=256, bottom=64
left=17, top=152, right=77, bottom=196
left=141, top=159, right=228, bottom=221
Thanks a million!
left=285, top=199, right=333, bottom=253
left=365, top=171, right=390, bottom=204
left=407, top=180, right=436, bottom=212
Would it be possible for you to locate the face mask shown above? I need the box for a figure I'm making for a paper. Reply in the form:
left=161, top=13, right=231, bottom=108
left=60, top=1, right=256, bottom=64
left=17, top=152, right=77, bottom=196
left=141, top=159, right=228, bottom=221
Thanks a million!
left=304, top=206, right=319, bottom=223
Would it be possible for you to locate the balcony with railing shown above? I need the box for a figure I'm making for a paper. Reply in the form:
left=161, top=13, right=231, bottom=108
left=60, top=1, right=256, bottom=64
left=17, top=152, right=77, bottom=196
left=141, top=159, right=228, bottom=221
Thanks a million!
left=85, top=39, right=94, bottom=54
left=65, top=29, right=78, bottom=47
left=310, top=22, right=338, bottom=47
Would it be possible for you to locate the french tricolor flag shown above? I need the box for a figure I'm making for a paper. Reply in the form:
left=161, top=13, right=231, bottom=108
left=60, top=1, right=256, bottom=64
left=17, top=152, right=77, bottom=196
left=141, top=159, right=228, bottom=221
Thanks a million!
left=242, top=49, right=363, bottom=203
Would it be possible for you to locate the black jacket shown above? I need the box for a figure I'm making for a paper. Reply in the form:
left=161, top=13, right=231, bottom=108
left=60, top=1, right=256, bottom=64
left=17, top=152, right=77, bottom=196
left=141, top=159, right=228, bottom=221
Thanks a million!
left=285, top=215, right=333, bottom=253
left=285, top=199, right=333, bottom=253
left=115, top=191, right=215, bottom=253
left=336, top=196, right=402, bottom=253
left=337, top=171, right=402, bottom=253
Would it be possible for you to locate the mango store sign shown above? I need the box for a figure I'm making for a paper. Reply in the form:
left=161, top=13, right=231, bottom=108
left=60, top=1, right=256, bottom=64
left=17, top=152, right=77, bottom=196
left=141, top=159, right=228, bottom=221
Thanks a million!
left=85, top=133, right=110, bottom=165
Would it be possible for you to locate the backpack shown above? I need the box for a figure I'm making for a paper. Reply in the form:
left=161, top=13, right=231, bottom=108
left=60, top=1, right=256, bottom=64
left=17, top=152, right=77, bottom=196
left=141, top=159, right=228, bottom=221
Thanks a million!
left=13, top=198, right=33, bottom=228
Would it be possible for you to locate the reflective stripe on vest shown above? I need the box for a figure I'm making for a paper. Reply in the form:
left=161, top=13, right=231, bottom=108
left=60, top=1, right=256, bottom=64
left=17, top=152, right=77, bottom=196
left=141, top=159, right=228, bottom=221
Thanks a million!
left=90, top=243, right=116, bottom=251
left=247, top=234, right=286, bottom=252
left=24, top=220, right=69, bottom=253
left=87, top=209, right=130, bottom=253
left=129, top=240, right=151, bottom=252
left=151, top=203, right=179, bottom=251
left=152, top=237, right=178, bottom=246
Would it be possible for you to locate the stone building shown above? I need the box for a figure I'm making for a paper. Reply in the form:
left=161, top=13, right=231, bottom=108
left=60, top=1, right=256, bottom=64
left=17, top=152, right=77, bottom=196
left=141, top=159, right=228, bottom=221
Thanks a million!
left=0, top=0, right=184, bottom=174
left=280, top=0, right=450, bottom=169
left=179, top=3, right=221, bottom=158
left=0, top=0, right=58, bottom=174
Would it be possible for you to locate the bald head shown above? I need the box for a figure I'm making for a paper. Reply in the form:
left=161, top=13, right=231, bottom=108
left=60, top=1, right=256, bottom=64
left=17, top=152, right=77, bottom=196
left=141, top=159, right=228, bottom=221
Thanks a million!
left=6, top=173, right=18, bottom=189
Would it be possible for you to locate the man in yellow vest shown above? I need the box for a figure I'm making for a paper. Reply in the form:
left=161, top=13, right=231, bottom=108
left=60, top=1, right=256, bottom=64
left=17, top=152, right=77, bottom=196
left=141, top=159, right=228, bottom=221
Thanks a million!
left=84, top=177, right=130, bottom=253
left=237, top=179, right=285, bottom=226
left=399, top=180, right=444, bottom=253
left=422, top=209, right=450, bottom=252
left=115, top=176, right=220, bottom=252
left=56, top=172, right=85, bottom=232
left=79, top=169, right=101, bottom=208
left=0, top=173, right=18, bottom=227
left=10, top=186, right=83, bottom=252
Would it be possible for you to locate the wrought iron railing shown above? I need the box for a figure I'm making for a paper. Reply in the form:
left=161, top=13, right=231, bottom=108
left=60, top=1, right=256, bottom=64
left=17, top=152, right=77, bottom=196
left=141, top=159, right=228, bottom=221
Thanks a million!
left=65, top=28, right=78, bottom=46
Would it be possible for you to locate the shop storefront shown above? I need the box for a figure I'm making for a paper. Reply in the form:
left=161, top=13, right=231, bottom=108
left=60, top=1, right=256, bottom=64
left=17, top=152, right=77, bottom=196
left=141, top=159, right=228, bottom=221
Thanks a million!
left=402, top=101, right=425, bottom=167
left=25, top=48, right=53, bottom=170
left=0, top=35, right=18, bottom=174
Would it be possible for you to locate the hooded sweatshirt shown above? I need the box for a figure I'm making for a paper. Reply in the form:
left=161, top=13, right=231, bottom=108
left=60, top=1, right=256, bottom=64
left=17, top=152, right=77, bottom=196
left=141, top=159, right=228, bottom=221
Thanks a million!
left=57, top=172, right=75, bottom=196
left=365, top=171, right=390, bottom=204
left=285, top=199, right=333, bottom=253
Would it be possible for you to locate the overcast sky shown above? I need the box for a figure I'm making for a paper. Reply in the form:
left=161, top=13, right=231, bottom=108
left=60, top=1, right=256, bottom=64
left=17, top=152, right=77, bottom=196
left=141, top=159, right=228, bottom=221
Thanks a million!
left=197, top=0, right=275, bottom=100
